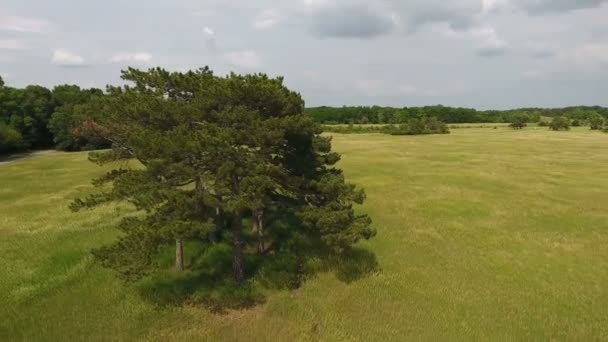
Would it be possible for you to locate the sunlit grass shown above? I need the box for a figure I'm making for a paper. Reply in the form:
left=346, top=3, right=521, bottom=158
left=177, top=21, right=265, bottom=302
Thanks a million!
left=1, top=126, right=607, bottom=340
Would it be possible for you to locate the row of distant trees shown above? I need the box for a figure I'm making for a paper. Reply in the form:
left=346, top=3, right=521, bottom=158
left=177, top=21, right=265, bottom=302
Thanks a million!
left=509, top=112, right=606, bottom=131
left=0, top=75, right=109, bottom=154
left=3, top=73, right=607, bottom=155
left=307, top=105, right=608, bottom=125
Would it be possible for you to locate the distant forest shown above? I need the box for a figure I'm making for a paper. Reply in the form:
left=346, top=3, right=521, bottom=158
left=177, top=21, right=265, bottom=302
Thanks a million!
left=2, top=73, right=607, bottom=155
left=306, top=105, right=608, bottom=124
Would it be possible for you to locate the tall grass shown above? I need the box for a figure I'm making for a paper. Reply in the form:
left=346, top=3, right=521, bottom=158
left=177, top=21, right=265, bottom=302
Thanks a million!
left=1, top=127, right=607, bottom=340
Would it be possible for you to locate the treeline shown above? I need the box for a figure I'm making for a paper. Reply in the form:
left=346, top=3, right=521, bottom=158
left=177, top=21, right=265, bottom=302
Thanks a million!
left=306, top=105, right=608, bottom=125
left=324, top=117, right=450, bottom=135
left=0, top=75, right=109, bottom=154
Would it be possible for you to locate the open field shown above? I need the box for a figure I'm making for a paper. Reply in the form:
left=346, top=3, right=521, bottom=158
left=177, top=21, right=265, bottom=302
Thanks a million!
left=1, top=127, right=607, bottom=341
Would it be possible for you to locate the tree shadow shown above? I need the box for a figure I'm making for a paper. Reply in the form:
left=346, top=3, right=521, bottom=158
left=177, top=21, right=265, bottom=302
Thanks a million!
left=137, top=243, right=265, bottom=313
left=135, top=210, right=379, bottom=313
left=322, top=247, right=380, bottom=284
left=0, top=151, right=33, bottom=164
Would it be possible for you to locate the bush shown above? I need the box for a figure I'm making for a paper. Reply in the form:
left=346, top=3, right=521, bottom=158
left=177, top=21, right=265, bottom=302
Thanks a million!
left=538, top=120, right=549, bottom=127
left=589, top=113, right=605, bottom=130
left=0, top=123, right=25, bottom=154
left=509, top=113, right=528, bottom=129
left=549, top=116, right=570, bottom=131
left=571, top=119, right=581, bottom=127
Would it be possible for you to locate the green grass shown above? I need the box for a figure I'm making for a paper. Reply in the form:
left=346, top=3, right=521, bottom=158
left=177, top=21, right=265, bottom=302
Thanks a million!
left=1, top=127, right=607, bottom=341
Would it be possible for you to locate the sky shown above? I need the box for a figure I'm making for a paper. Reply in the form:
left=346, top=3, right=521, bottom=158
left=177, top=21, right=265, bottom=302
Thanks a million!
left=1, top=0, right=608, bottom=109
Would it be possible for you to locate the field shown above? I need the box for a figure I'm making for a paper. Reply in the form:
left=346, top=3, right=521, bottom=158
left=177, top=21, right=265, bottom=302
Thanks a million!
left=1, top=127, right=607, bottom=341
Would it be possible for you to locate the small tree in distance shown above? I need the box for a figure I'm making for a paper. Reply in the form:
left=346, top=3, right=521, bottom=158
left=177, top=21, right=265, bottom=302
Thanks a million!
left=509, top=113, right=528, bottom=129
left=589, top=112, right=605, bottom=130
left=549, top=116, right=570, bottom=131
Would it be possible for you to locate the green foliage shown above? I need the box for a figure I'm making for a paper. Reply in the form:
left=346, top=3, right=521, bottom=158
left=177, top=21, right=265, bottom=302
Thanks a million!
left=0, top=122, right=24, bottom=154
left=0, top=79, right=105, bottom=154
left=71, top=67, right=375, bottom=302
left=306, top=105, right=607, bottom=125
left=509, top=113, right=529, bottom=129
left=589, top=112, right=605, bottom=130
left=323, top=118, right=450, bottom=136
left=549, top=116, right=571, bottom=131
left=48, top=85, right=107, bottom=151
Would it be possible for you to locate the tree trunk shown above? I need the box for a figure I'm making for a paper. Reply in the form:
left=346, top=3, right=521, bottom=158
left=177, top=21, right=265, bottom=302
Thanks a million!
left=209, top=207, right=223, bottom=243
left=231, top=211, right=245, bottom=283
left=255, top=209, right=265, bottom=255
left=230, top=175, right=245, bottom=283
left=175, top=239, right=184, bottom=271
left=194, top=174, right=204, bottom=217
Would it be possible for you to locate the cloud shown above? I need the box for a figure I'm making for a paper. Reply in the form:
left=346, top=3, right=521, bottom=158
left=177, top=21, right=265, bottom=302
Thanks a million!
left=530, top=48, right=556, bottom=59
left=52, top=49, right=87, bottom=67
left=301, top=69, right=321, bottom=80
left=0, top=39, right=27, bottom=50
left=253, top=9, right=282, bottom=30
left=203, top=27, right=214, bottom=36
left=562, top=43, right=608, bottom=66
left=309, top=4, right=396, bottom=38
left=522, top=69, right=543, bottom=78
left=444, top=26, right=509, bottom=58
left=304, top=1, right=487, bottom=39
left=109, top=52, right=153, bottom=64
left=0, top=13, right=51, bottom=33
left=225, top=50, right=260, bottom=69
left=398, top=84, right=417, bottom=95
left=514, top=0, right=608, bottom=14
left=203, top=26, right=219, bottom=52
left=353, top=79, right=384, bottom=95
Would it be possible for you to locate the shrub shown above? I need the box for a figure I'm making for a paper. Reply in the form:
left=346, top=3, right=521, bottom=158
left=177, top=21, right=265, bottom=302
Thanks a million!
left=509, top=113, right=528, bottom=129
left=589, top=112, right=605, bottom=130
left=0, top=123, right=25, bottom=154
left=549, top=116, right=570, bottom=131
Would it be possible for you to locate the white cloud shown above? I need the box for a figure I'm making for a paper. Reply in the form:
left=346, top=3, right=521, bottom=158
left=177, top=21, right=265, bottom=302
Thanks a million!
left=0, top=39, right=27, bottom=50
left=563, top=43, right=608, bottom=66
left=109, top=52, right=153, bottom=64
left=203, top=27, right=214, bottom=36
left=253, top=9, right=282, bottom=30
left=398, top=84, right=417, bottom=94
left=225, top=50, right=261, bottom=69
left=444, top=25, right=509, bottom=57
left=203, top=27, right=219, bottom=52
left=192, top=9, right=216, bottom=17
left=353, top=79, right=384, bottom=96
left=0, top=13, right=51, bottom=33
left=52, top=49, right=86, bottom=67
left=301, top=69, right=321, bottom=80
left=522, top=69, right=543, bottom=78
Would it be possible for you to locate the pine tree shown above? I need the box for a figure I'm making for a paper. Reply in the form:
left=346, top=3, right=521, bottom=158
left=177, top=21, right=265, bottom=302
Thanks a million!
left=73, top=67, right=376, bottom=287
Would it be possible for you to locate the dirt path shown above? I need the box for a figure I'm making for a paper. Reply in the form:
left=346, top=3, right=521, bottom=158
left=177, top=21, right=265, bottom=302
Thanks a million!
left=0, top=150, right=58, bottom=166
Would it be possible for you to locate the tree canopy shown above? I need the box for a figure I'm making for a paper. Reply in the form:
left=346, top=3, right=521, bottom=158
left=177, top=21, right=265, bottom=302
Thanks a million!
left=71, top=67, right=376, bottom=299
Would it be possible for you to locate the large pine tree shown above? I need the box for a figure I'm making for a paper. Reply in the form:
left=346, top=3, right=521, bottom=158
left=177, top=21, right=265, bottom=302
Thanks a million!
left=72, top=67, right=375, bottom=285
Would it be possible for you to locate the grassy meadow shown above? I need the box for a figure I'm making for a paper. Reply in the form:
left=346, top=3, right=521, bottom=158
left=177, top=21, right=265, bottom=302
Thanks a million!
left=1, top=127, right=607, bottom=341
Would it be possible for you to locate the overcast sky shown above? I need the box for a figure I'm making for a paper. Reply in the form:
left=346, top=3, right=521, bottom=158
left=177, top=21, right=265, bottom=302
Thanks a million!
left=1, top=0, right=608, bottom=109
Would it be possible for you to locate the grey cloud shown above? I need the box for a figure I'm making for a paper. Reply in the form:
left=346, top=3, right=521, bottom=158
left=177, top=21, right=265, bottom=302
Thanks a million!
left=307, top=1, right=482, bottom=38
left=515, top=0, right=608, bottom=14
left=530, top=49, right=556, bottom=59
left=476, top=46, right=509, bottom=58
left=310, top=5, right=395, bottom=38
left=401, top=1, right=481, bottom=33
